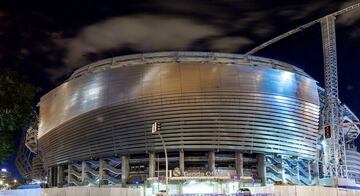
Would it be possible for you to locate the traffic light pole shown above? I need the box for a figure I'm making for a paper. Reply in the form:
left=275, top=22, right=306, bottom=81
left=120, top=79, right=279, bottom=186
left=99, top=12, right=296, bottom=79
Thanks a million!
left=157, top=131, right=169, bottom=194
left=152, top=122, right=169, bottom=194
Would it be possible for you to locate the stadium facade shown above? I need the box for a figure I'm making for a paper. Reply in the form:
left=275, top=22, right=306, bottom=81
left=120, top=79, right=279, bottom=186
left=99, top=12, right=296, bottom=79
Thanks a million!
left=28, top=52, right=360, bottom=191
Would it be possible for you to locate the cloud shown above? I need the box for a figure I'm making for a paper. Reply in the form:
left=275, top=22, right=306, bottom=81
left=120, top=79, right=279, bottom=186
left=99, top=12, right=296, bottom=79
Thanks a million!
left=57, top=15, right=224, bottom=67
left=209, top=36, right=253, bottom=52
left=337, top=0, right=360, bottom=26
left=350, top=27, right=360, bottom=38
left=288, top=1, right=328, bottom=21
left=55, top=0, right=360, bottom=79
left=0, top=10, right=7, bottom=17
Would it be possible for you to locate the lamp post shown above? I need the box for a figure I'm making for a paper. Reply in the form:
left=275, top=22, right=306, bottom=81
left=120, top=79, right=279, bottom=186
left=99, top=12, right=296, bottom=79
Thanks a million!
left=152, top=122, right=168, bottom=194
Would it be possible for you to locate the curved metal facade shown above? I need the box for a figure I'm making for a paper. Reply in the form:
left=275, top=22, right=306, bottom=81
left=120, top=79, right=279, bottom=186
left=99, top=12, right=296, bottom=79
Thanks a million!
left=38, top=52, right=320, bottom=166
left=346, top=149, right=360, bottom=183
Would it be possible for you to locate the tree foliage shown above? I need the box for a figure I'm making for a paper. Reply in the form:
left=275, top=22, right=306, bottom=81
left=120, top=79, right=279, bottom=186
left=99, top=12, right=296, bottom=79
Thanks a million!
left=0, top=70, right=37, bottom=163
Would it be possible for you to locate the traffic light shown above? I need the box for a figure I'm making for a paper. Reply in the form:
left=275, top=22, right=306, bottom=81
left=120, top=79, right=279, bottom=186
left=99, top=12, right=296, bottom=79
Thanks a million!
left=152, top=122, right=161, bottom=133
left=324, top=126, right=331, bottom=138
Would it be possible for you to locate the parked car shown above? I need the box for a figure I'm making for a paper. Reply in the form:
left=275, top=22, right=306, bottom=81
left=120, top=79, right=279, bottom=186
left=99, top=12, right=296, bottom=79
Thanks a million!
left=156, top=190, right=167, bottom=196
left=237, top=188, right=251, bottom=195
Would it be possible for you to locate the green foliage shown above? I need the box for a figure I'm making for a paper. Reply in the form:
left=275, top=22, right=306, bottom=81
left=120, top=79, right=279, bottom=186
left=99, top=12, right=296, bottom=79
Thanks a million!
left=0, top=70, right=37, bottom=163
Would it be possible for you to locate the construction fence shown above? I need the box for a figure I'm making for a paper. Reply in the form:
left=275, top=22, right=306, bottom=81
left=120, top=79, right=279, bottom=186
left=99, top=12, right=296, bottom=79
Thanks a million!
left=0, top=186, right=360, bottom=196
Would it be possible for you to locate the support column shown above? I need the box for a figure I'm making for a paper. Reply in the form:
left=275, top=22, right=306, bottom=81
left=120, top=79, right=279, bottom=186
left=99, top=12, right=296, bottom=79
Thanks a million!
left=57, top=165, right=63, bottom=187
left=81, top=161, right=86, bottom=184
left=257, top=154, right=266, bottom=186
left=121, top=155, right=129, bottom=187
left=235, top=152, right=244, bottom=176
left=50, top=167, right=57, bottom=187
left=67, top=164, right=71, bottom=185
left=280, top=156, right=285, bottom=183
left=149, top=152, right=156, bottom=178
left=179, top=150, right=185, bottom=176
left=55, top=167, right=58, bottom=186
left=296, top=160, right=300, bottom=184
left=179, top=151, right=185, bottom=194
left=208, top=151, right=216, bottom=172
left=99, top=159, right=104, bottom=185
left=311, top=160, right=319, bottom=185
left=48, top=167, right=52, bottom=187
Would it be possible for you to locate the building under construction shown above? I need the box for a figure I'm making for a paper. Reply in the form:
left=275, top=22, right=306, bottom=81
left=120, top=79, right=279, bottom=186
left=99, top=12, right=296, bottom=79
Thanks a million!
left=18, top=51, right=360, bottom=192
left=15, top=2, right=360, bottom=194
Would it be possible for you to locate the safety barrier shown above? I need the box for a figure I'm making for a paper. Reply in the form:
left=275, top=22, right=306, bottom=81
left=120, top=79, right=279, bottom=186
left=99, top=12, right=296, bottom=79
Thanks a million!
left=1, top=186, right=360, bottom=196
left=0, top=187, right=141, bottom=196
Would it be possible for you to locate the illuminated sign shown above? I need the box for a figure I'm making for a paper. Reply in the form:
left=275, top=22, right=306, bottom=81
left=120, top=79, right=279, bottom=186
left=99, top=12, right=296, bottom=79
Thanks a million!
left=183, top=169, right=234, bottom=177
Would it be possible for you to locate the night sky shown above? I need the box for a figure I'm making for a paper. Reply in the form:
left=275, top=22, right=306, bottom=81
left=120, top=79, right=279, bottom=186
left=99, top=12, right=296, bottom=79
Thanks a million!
left=1, top=0, right=360, bottom=177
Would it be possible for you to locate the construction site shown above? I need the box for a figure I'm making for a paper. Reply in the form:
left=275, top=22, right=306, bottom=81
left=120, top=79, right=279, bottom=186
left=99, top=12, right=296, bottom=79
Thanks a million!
left=10, top=2, right=360, bottom=196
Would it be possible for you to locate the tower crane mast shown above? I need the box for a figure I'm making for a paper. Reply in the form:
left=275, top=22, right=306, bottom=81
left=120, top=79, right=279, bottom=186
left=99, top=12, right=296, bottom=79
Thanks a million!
left=245, top=3, right=360, bottom=180
left=320, top=15, right=346, bottom=178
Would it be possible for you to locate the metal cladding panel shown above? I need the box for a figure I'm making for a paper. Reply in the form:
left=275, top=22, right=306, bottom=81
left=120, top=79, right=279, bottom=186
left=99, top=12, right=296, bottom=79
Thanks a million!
left=346, top=150, right=360, bottom=179
left=38, top=53, right=320, bottom=165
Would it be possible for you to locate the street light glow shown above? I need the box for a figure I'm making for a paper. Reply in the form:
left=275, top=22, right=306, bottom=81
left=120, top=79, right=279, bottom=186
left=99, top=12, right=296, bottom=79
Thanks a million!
left=321, top=140, right=327, bottom=148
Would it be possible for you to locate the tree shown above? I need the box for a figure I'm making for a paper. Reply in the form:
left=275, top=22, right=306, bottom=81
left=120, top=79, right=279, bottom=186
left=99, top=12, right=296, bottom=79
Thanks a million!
left=0, top=70, right=37, bottom=163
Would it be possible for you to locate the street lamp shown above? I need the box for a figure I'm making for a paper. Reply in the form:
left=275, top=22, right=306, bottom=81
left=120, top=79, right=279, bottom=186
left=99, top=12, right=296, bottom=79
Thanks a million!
left=152, top=122, right=168, bottom=194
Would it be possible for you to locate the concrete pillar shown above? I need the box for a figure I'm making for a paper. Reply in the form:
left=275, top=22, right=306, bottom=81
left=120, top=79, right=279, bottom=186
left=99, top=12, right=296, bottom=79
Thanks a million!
left=307, top=160, right=311, bottom=181
left=235, top=152, right=244, bottom=176
left=81, top=161, right=86, bottom=184
left=179, top=151, right=185, bottom=194
left=296, top=160, right=301, bottom=184
left=257, top=154, right=266, bottom=186
left=54, top=167, right=58, bottom=186
left=48, top=167, right=52, bottom=187
left=208, top=151, right=216, bottom=172
left=311, top=160, right=319, bottom=185
left=179, top=150, right=185, bottom=176
left=280, top=156, right=285, bottom=183
left=149, top=152, right=156, bottom=178
left=121, top=155, right=129, bottom=187
left=57, top=165, right=63, bottom=187
left=49, top=166, right=57, bottom=187
left=67, top=164, right=71, bottom=185
left=99, top=159, right=104, bottom=185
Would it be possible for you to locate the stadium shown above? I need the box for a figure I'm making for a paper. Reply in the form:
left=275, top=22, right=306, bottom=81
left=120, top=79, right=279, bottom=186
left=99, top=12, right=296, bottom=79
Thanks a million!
left=24, top=52, right=360, bottom=193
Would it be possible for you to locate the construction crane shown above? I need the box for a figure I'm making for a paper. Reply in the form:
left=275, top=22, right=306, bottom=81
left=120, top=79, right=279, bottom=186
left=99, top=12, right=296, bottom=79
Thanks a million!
left=245, top=3, right=360, bottom=181
left=245, top=3, right=360, bottom=56
left=321, top=14, right=345, bottom=179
